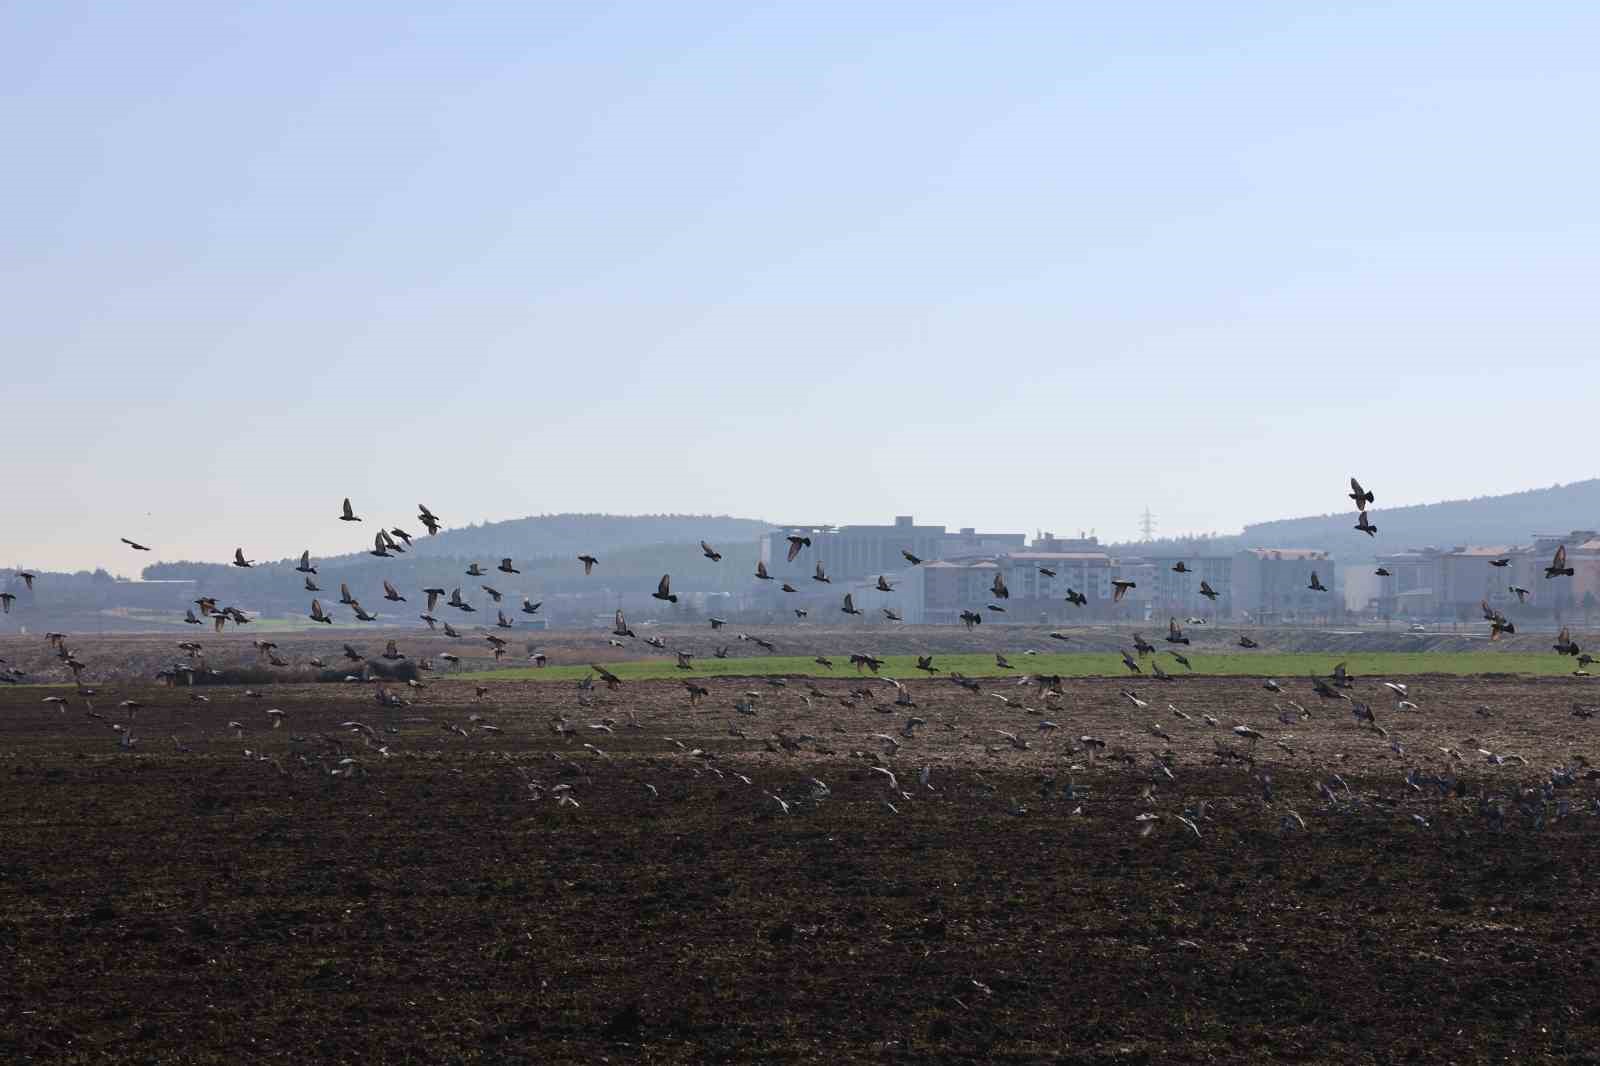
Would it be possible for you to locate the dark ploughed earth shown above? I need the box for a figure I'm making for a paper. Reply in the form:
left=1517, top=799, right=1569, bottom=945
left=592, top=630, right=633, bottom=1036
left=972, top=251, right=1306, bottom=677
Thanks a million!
left=4, top=663, right=1600, bottom=1063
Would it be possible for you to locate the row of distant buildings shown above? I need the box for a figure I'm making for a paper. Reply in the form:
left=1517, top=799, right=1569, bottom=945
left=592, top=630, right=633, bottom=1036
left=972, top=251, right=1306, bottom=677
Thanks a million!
left=756, top=517, right=1340, bottom=623
left=1367, top=532, right=1600, bottom=620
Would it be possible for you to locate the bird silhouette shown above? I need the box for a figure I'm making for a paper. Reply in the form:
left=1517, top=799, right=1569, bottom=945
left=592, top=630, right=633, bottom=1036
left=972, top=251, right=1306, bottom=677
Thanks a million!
left=785, top=535, right=811, bottom=562
left=754, top=561, right=774, bottom=581
left=579, top=554, right=598, bottom=575
left=1354, top=511, right=1377, bottom=537
left=232, top=548, right=254, bottom=568
left=1198, top=580, right=1219, bottom=601
left=700, top=540, right=722, bottom=561
left=1166, top=618, right=1190, bottom=645
left=902, top=549, right=922, bottom=566
left=383, top=580, right=406, bottom=602
left=841, top=593, right=863, bottom=616
left=875, top=575, right=895, bottom=592
left=121, top=538, right=152, bottom=551
left=1349, top=477, right=1374, bottom=510
left=1546, top=545, right=1575, bottom=578
left=652, top=575, right=678, bottom=604
left=1112, top=580, right=1136, bottom=602
left=339, top=497, right=361, bottom=522
left=1065, top=588, right=1088, bottom=607
left=296, top=551, right=317, bottom=575
left=521, top=597, right=541, bottom=615
left=1308, top=571, right=1328, bottom=591
left=417, top=504, right=441, bottom=535
left=991, top=573, right=1009, bottom=599
left=498, top=558, right=520, bottom=574
left=813, top=561, right=830, bottom=583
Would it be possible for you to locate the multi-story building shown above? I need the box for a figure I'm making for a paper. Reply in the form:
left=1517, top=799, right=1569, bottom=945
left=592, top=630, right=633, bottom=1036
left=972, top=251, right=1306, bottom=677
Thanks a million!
left=1126, top=555, right=1235, bottom=619
left=1231, top=549, right=1338, bottom=623
left=760, top=516, right=1026, bottom=584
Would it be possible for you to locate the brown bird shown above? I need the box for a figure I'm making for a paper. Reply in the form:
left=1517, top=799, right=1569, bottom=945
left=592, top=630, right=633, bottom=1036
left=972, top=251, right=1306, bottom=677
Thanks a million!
left=1112, top=580, right=1136, bottom=602
left=1545, top=544, right=1575, bottom=579
left=1349, top=477, right=1374, bottom=510
left=579, top=554, right=598, bottom=575
left=383, top=580, right=406, bottom=602
left=339, top=582, right=358, bottom=605
left=841, top=593, right=863, bottom=616
left=785, top=535, right=811, bottom=562
left=339, top=497, right=361, bottom=522
left=309, top=599, right=333, bottom=625
left=351, top=602, right=378, bottom=622
left=613, top=609, right=636, bottom=639
left=1166, top=618, right=1190, bottom=645
left=754, top=560, right=774, bottom=581
left=991, top=573, right=1009, bottom=600
left=652, top=574, right=678, bottom=604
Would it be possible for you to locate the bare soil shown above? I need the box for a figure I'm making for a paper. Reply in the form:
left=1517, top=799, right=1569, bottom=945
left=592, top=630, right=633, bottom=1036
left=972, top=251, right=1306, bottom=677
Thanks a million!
left=4, top=659, right=1600, bottom=1063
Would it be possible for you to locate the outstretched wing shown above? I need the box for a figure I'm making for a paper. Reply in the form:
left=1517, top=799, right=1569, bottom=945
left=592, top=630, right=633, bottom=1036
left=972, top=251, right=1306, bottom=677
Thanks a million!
left=658, top=574, right=672, bottom=598
left=1554, top=545, right=1568, bottom=569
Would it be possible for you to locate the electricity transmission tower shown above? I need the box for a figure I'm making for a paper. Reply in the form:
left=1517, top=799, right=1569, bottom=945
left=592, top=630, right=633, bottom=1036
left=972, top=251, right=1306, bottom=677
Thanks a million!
left=1139, top=507, right=1156, bottom=542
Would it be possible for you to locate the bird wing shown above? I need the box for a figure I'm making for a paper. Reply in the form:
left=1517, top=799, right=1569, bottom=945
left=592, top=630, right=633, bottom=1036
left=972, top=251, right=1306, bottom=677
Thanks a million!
left=343, top=497, right=355, bottom=518
left=843, top=593, right=855, bottom=612
left=1350, top=477, right=1364, bottom=498
left=234, top=548, right=247, bottom=565
left=1169, top=618, right=1182, bottom=640
left=311, top=600, right=323, bottom=619
left=1554, top=545, right=1567, bottom=569
left=756, top=561, right=769, bottom=578
left=300, top=550, right=310, bottom=568
left=384, top=580, right=398, bottom=597
left=658, top=574, right=672, bottom=598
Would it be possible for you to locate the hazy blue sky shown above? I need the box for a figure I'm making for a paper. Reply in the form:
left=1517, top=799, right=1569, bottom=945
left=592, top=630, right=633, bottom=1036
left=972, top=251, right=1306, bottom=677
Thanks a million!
left=5, top=2, right=1598, bottom=573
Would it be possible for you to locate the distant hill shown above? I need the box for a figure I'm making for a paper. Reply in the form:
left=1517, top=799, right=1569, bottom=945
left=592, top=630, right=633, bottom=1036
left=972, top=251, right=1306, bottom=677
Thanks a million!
left=1238, top=479, right=1600, bottom=560
left=386, top=512, right=771, bottom=561
left=1101, top=480, right=1600, bottom=563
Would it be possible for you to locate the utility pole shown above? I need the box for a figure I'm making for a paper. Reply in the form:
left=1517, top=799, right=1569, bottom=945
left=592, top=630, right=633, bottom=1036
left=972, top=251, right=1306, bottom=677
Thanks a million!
left=1139, top=507, right=1156, bottom=543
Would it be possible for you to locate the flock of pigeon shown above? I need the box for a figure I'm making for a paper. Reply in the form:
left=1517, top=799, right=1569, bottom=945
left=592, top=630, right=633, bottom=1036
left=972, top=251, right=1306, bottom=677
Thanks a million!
left=2, top=479, right=1596, bottom=836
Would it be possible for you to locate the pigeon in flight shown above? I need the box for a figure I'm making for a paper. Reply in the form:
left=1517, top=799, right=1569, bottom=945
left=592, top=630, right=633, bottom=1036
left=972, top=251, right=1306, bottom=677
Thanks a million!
left=700, top=541, right=722, bottom=562
left=785, top=535, right=811, bottom=562
left=1171, top=561, right=1191, bottom=573
left=1510, top=585, right=1530, bottom=603
left=417, top=504, right=441, bottom=535
left=813, top=561, right=830, bottom=584
left=1065, top=588, right=1088, bottom=607
left=498, top=558, right=520, bottom=574
left=991, top=573, right=1009, bottom=600
left=1198, top=580, right=1219, bottom=601
left=1349, top=477, right=1374, bottom=510
left=1166, top=618, right=1190, bottom=645
left=340, top=498, right=361, bottom=522
left=902, top=549, right=922, bottom=566
left=232, top=548, right=254, bottom=568
left=1546, top=545, right=1575, bottom=578
left=521, top=598, right=541, bottom=615
left=1308, top=571, right=1328, bottom=592
left=1489, top=558, right=1510, bottom=568
left=754, top=561, right=774, bottom=580
left=1112, top=580, right=1136, bottom=602
left=296, top=551, right=317, bottom=575
left=875, top=576, right=895, bottom=593
left=579, top=555, right=598, bottom=575
left=841, top=593, right=863, bottom=616
left=652, top=575, right=678, bottom=604
left=1354, top=511, right=1377, bottom=537
left=383, top=580, right=406, bottom=602
left=121, top=538, right=152, bottom=551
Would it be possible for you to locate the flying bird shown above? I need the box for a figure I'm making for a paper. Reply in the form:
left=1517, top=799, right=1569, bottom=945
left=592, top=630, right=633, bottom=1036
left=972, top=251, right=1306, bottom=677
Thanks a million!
left=1112, top=580, right=1136, bottom=602
left=613, top=610, right=636, bottom=639
left=521, top=598, right=541, bottom=615
left=1489, top=558, right=1510, bottom=568
left=652, top=575, right=678, bottom=604
left=875, top=575, right=895, bottom=592
left=383, top=580, right=406, bottom=602
left=785, top=535, right=811, bottom=562
left=1374, top=567, right=1392, bottom=577
left=1065, top=588, right=1088, bottom=607
left=841, top=593, right=863, bottom=616
left=232, top=548, right=254, bottom=568
left=121, top=538, right=152, bottom=551
left=1171, top=561, right=1191, bottom=573
left=498, top=558, right=520, bottom=574
left=465, top=562, right=485, bottom=577
left=1546, top=545, right=1575, bottom=578
left=339, top=498, right=361, bottom=522
left=1166, top=618, right=1189, bottom=645
left=700, top=541, right=722, bottom=562
left=754, top=561, right=774, bottom=580
left=812, top=561, right=831, bottom=583
left=417, top=504, right=441, bottom=535
left=902, top=549, right=922, bottom=566
left=579, top=554, right=598, bottom=575
left=309, top=599, right=333, bottom=625
left=991, top=573, right=1009, bottom=600
left=296, top=551, right=317, bottom=575
left=1354, top=511, right=1377, bottom=537
left=1349, top=477, right=1374, bottom=510
left=368, top=533, right=392, bottom=559
left=1510, top=585, right=1530, bottom=603
left=1308, top=571, right=1328, bottom=592
left=1198, top=580, right=1219, bottom=601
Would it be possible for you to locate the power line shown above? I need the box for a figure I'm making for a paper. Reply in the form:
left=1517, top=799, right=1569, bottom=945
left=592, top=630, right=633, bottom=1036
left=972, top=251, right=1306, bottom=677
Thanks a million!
left=1139, top=507, right=1156, bottom=542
